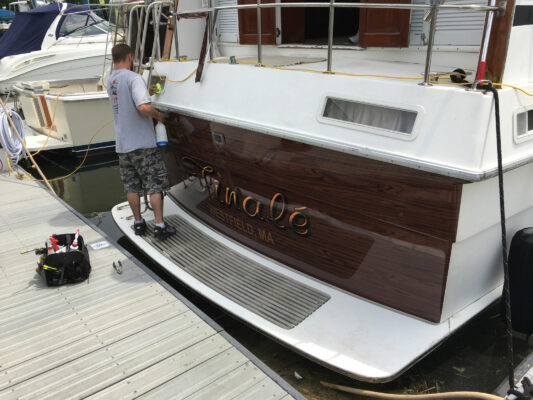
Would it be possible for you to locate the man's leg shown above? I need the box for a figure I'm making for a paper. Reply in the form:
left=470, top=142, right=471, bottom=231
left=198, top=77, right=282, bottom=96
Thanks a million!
left=140, top=148, right=175, bottom=239
left=119, top=152, right=145, bottom=236
left=150, top=192, right=164, bottom=224
left=127, top=192, right=142, bottom=221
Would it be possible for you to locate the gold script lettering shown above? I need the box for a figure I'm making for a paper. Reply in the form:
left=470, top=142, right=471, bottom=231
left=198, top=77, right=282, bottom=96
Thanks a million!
left=243, top=196, right=262, bottom=218
left=289, top=206, right=310, bottom=237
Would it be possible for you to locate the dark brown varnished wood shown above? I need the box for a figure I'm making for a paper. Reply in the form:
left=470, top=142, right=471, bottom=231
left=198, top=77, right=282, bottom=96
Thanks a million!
left=358, top=0, right=411, bottom=47
left=281, top=0, right=305, bottom=43
left=238, top=0, right=276, bottom=45
left=163, top=113, right=464, bottom=322
left=483, top=0, right=515, bottom=83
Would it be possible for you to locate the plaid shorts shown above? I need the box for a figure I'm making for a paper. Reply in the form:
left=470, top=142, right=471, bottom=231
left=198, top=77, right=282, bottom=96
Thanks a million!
left=118, top=147, right=170, bottom=195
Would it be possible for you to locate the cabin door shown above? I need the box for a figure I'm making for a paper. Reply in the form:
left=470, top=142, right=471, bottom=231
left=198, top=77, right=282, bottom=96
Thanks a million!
left=238, top=0, right=277, bottom=44
left=358, top=0, right=411, bottom=47
left=237, top=0, right=411, bottom=46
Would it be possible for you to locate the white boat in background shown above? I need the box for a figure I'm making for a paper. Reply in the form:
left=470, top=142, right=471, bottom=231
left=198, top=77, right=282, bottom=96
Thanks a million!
left=13, top=78, right=115, bottom=153
left=0, top=2, right=111, bottom=94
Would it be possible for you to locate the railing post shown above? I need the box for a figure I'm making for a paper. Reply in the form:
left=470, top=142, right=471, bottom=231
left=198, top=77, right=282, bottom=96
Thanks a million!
left=173, top=11, right=180, bottom=60
left=156, top=5, right=162, bottom=60
left=134, top=6, right=145, bottom=71
left=326, top=0, right=334, bottom=72
left=147, top=4, right=163, bottom=88
left=420, top=0, right=439, bottom=86
left=127, top=5, right=136, bottom=45
left=209, top=0, right=215, bottom=61
left=257, top=0, right=262, bottom=64
left=139, top=4, right=153, bottom=72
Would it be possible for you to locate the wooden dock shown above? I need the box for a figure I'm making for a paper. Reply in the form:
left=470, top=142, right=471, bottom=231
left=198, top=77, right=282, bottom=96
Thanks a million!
left=0, top=172, right=303, bottom=400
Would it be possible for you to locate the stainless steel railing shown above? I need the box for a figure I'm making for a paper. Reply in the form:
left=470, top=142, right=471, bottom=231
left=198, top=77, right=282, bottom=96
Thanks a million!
left=174, top=1, right=503, bottom=85
left=138, top=0, right=503, bottom=85
left=139, top=1, right=173, bottom=74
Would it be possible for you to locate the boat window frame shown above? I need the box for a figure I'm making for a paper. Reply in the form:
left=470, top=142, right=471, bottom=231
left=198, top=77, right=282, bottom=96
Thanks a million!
left=56, top=11, right=110, bottom=39
left=317, top=94, right=423, bottom=141
left=513, top=106, right=533, bottom=144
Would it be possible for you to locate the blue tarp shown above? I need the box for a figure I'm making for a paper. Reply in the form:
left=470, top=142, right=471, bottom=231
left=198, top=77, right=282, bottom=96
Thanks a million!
left=0, top=3, right=62, bottom=59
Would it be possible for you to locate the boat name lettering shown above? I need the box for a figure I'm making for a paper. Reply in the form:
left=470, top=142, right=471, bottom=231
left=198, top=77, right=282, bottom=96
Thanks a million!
left=182, top=156, right=310, bottom=237
left=207, top=204, right=275, bottom=245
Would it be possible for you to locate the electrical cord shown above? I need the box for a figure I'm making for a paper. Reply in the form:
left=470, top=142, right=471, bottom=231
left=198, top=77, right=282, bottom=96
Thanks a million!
left=321, top=381, right=505, bottom=400
left=17, top=119, right=113, bottom=182
left=150, top=58, right=533, bottom=97
left=0, top=108, right=25, bottom=163
left=483, top=82, right=515, bottom=391
left=24, top=91, right=72, bottom=159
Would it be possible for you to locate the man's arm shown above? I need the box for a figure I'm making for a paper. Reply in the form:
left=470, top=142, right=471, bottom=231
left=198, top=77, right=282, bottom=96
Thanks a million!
left=137, top=103, right=165, bottom=122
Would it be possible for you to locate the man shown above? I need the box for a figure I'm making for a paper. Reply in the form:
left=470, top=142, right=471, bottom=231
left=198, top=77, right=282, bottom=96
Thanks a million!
left=107, top=43, right=175, bottom=240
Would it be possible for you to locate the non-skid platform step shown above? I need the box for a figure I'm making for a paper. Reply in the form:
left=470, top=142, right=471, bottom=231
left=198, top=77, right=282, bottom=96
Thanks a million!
left=145, top=215, right=330, bottom=329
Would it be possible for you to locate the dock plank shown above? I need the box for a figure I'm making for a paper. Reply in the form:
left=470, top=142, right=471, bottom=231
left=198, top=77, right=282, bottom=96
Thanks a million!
left=138, top=347, right=251, bottom=399
left=85, top=335, right=234, bottom=399
left=0, top=173, right=302, bottom=400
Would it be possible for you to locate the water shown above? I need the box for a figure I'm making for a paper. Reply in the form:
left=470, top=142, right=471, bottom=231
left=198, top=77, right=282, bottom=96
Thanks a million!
left=27, top=152, right=533, bottom=399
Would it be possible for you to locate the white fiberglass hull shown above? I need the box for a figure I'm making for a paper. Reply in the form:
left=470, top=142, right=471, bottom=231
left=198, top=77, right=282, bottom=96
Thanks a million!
left=0, top=44, right=108, bottom=93
left=111, top=161, right=533, bottom=382
left=14, top=79, right=115, bottom=152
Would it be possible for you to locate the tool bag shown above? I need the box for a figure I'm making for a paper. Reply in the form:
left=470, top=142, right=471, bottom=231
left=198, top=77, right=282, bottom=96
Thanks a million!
left=37, top=233, right=91, bottom=286
left=509, top=227, right=533, bottom=335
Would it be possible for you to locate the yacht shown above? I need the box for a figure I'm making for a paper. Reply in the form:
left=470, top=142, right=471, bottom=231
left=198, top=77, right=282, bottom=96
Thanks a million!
left=112, top=0, right=533, bottom=382
left=12, top=77, right=115, bottom=153
left=0, top=2, right=110, bottom=93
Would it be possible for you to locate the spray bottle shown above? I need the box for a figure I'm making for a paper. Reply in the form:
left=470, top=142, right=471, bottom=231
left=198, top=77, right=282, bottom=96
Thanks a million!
left=155, top=121, right=168, bottom=147
left=70, top=229, right=80, bottom=251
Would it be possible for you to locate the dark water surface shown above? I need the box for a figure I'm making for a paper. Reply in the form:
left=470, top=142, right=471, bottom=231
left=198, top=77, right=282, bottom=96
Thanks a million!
left=28, top=152, right=533, bottom=400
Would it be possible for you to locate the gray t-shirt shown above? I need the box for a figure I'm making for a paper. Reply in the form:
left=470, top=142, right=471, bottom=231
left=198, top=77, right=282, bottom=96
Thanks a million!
left=107, top=69, right=156, bottom=153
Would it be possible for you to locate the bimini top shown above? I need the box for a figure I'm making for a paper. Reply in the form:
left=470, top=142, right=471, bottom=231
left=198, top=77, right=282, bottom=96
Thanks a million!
left=0, top=3, right=94, bottom=59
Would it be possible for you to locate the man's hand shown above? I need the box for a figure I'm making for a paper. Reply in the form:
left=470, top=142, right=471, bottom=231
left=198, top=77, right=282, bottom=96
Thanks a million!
left=149, top=83, right=162, bottom=96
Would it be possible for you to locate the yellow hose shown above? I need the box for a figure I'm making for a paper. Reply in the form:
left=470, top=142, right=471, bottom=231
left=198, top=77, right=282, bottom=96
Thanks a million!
left=20, top=56, right=531, bottom=181
left=18, top=119, right=113, bottom=183
left=151, top=57, right=533, bottom=96
left=321, top=381, right=505, bottom=400
left=24, top=90, right=72, bottom=159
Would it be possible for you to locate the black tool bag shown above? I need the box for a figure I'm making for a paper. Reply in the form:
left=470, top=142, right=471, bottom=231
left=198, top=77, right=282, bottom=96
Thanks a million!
left=37, top=233, right=91, bottom=286
left=509, top=227, right=533, bottom=335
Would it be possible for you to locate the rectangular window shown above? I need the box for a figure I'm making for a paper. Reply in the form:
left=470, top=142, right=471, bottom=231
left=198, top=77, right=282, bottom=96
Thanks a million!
left=516, top=109, right=533, bottom=137
left=323, top=97, right=417, bottom=135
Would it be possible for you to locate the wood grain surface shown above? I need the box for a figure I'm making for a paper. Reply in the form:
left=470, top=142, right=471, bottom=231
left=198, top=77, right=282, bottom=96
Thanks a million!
left=238, top=0, right=276, bottom=45
left=163, top=113, right=465, bottom=322
left=484, top=0, right=515, bottom=83
left=358, top=0, right=411, bottom=47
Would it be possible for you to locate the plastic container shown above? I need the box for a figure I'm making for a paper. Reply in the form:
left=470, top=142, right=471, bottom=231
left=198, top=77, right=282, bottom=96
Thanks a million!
left=155, top=122, right=168, bottom=147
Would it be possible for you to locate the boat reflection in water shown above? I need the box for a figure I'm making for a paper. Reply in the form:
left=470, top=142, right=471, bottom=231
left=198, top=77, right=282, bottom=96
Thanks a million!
left=29, top=154, right=125, bottom=215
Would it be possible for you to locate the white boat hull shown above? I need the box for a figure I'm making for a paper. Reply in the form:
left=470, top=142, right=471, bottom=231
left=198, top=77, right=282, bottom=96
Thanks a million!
left=112, top=158, right=533, bottom=382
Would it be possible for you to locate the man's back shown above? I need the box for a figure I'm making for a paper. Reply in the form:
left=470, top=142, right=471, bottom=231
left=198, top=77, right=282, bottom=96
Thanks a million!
left=107, top=69, right=156, bottom=153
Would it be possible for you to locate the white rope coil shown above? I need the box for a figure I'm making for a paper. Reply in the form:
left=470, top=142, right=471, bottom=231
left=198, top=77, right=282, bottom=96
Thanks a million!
left=0, top=108, right=24, bottom=163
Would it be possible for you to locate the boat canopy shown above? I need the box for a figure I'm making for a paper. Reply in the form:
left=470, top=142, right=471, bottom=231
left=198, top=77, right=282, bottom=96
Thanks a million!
left=0, top=3, right=62, bottom=59
left=0, top=3, right=98, bottom=60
